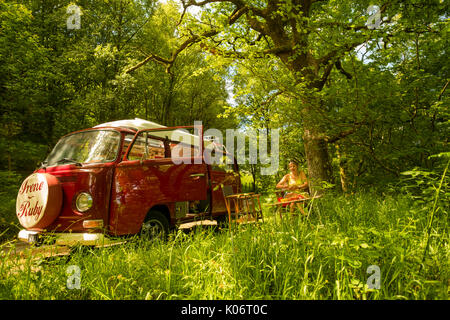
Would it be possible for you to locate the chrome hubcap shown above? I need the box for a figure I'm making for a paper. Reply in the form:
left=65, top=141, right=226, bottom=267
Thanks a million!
left=142, top=219, right=165, bottom=239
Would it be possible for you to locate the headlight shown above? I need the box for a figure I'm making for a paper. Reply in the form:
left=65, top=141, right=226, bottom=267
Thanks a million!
left=75, top=192, right=93, bottom=212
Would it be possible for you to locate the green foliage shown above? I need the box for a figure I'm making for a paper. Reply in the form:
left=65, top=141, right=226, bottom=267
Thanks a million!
left=398, top=154, right=449, bottom=230
left=0, top=171, right=23, bottom=242
left=0, top=138, right=49, bottom=172
left=400, top=166, right=449, bottom=206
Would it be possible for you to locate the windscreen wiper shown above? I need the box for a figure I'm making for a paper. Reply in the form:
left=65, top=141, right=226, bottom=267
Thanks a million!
left=56, top=158, right=83, bottom=166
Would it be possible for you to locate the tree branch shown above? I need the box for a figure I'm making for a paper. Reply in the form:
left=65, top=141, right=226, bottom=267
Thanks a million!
left=229, top=6, right=249, bottom=25
left=260, top=89, right=284, bottom=106
left=314, top=61, right=334, bottom=89
left=125, top=53, right=172, bottom=74
left=335, top=59, right=352, bottom=80
left=325, top=127, right=358, bottom=144
left=317, top=40, right=367, bottom=66
left=438, top=80, right=449, bottom=101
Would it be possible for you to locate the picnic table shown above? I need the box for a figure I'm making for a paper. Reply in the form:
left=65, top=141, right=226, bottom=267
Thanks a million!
left=265, top=195, right=322, bottom=220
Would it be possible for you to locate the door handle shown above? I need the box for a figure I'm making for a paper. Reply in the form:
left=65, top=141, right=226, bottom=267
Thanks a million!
left=190, top=173, right=205, bottom=178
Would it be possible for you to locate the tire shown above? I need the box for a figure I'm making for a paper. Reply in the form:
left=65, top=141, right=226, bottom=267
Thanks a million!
left=140, top=210, right=169, bottom=241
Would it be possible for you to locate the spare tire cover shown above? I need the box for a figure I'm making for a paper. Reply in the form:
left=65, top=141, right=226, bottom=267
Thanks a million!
left=16, top=173, right=63, bottom=229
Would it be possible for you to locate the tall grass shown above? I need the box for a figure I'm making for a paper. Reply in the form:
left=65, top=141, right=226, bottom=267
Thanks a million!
left=0, top=193, right=448, bottom=300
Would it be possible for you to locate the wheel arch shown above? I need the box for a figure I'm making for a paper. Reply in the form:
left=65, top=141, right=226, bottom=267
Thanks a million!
left=147, top=204, right=171, bottom=225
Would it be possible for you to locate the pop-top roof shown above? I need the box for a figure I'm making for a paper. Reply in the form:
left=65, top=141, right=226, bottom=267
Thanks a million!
left=93, top=118, right=166, bottom=131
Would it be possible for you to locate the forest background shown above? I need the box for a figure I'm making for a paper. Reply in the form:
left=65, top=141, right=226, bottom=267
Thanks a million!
left=0, top=0, right=449, bottom=300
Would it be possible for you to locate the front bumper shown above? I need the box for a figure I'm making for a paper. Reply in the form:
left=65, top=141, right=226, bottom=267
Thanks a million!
left=18, top=229, right=120, bottom=246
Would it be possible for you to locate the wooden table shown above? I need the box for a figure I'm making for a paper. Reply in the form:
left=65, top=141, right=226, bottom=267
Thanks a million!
left=265, top=196, right=322, bottom=220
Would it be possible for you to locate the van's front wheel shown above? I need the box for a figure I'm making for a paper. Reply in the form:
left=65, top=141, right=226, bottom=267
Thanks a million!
left=141, top=211, right=169, bottom=241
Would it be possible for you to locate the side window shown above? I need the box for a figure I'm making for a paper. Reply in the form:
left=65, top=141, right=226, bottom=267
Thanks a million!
left=146, top=138, right=165, bottom=159
left=121, top=134, right=135, bottom=159
left=128, top=132, right=165, bottom=161
left=209, top=151, right=235, bottom=172
left=170, top=142, right=198, bottom=159
left=127, top=127, right=201, bottom=161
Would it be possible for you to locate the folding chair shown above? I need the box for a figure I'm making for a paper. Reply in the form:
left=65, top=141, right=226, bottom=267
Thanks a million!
left=222, top=185, right=263, bottom=228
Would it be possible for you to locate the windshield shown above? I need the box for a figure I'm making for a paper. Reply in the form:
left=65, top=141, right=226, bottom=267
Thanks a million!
left=44, top=130, right=121, bottom=167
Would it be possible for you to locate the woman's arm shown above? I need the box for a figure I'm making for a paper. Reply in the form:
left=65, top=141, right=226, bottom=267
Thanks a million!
left=276, top=175, right=289, bottom=189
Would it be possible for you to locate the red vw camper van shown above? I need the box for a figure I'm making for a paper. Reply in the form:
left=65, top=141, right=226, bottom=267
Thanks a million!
left=16, top=119, right=241, bottom=245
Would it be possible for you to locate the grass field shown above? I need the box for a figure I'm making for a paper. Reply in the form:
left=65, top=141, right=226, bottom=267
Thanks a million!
left=0, top=192, right=448, bottom=300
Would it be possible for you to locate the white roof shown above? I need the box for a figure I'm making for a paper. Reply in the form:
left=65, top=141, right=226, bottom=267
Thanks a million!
left=94, top=118, right=166, bottom=131
left=94, top=118, right=226, bottom=152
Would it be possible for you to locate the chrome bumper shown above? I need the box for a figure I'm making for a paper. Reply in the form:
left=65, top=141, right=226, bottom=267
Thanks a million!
left=18, top=229, right=118, bottom=246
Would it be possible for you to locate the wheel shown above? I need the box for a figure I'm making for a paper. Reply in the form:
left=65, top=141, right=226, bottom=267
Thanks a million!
left=141, top=210, right=169, bottom=241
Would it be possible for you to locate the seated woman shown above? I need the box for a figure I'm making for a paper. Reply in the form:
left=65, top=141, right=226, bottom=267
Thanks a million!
left=276, top=160, right=309, bottom=215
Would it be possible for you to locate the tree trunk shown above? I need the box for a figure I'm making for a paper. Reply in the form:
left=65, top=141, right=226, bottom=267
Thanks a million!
left=335, top=143, right=348, bottom=193
left=303, top=127, right=333, bottom=196
left=162, top=73, right=176, bottom=125
left=299, top=94, right=334, bottom=195
left=250, top=163, right=257, bottom=193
